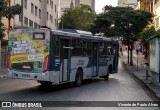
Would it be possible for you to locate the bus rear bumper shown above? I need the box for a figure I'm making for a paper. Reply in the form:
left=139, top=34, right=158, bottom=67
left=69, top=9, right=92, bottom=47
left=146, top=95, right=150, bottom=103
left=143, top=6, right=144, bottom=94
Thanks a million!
left=8, top=70, right=50, bottom=81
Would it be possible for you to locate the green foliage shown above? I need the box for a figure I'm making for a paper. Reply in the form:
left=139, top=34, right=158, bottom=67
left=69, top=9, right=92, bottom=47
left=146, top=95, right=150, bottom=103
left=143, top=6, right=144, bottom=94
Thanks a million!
left=91, top=6, right=153, bottom=40
left=59, top=4, right=96, bottom=31
left=0, top=0, right=22, bottom=39
left=140, top=26, right=156, bottom=48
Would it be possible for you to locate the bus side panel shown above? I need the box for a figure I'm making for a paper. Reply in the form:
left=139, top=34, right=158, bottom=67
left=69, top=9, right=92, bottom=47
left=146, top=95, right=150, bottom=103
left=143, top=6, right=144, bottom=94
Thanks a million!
left=70, top=57, right=92, bottom=81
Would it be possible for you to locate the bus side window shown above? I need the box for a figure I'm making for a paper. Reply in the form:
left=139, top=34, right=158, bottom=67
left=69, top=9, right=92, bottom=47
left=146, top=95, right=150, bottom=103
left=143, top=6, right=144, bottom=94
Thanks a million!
left=107, top=43, right=112, bottom=56
left=54, top=35, right=60, bottom=56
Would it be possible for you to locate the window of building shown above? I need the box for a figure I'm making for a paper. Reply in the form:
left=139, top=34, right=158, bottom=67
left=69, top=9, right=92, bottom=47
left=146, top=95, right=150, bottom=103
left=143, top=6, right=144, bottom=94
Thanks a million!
left=35, top=6, right=37, bottom=16
left=31, top=3, right=34, bottom=13
left=51, top=1, right=53, bottom=8
left=55, top=19, right=57, bottom=26
left=34, top=22, right=38, bottom=28
left=24, top=0, right=27, bottom=8
left=39, top=9, right=41, bottom=18
left=47, top=12, right=48, bottom=20
left=19, top=15, right=22, bottom=22
left=47, top=0, right=49, bottom=4
left=39, top=0, right=41, bottom=2
left=50, top=15, right=53, bottom=23
left=29, top=20, right=33, bottom=27
left=50, top=0, right=51, bottom=5
left=24, top=17, right=28, bottom=26
left=55, top=5, right=57, bottom=12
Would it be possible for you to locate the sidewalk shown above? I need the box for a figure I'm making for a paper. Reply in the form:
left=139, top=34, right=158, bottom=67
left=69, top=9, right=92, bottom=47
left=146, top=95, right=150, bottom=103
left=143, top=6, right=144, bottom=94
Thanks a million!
left=121, top=51, right=160, bottom=99
left=0, top=67, right=8, bottom=78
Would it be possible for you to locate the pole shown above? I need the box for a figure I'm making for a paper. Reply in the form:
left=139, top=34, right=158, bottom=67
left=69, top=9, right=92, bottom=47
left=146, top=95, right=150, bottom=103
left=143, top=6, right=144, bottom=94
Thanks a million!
left=137, top=51, right=138, bottom=73
left=0, top=40, right=1, bottom=68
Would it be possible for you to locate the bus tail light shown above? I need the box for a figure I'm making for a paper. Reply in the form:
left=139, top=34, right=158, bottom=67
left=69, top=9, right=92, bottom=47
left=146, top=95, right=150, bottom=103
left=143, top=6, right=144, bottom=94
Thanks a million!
left=43, top=55, right=49, bottom=72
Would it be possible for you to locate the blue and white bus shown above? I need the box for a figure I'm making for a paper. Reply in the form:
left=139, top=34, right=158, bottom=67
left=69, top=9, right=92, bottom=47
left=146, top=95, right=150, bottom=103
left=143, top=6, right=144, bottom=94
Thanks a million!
left=8, top=28, right=119, bottom=86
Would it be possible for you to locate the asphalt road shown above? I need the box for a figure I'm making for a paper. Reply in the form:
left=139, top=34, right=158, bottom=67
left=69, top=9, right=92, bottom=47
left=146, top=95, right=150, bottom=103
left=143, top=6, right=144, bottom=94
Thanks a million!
left=0, top=59, right=159, bottom=110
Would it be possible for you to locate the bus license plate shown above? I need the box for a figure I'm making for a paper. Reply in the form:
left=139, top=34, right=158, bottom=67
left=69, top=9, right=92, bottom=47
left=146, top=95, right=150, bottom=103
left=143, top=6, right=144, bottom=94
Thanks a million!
left=22, top=74, right=30, bottom=78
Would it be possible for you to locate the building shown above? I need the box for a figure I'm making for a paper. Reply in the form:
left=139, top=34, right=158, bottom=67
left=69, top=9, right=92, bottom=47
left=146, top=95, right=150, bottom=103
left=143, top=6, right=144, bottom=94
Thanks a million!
left=59, top=0, right=95, bottom=18
left=75, top=0, right=95, bottom=11
left=60, top=0, right=75, bottom=11
left=118, top=0, right=138, bottom=8
left=14, top=0, right=59, bottom=30
left=118, top=0, right=128, bottom=7
left=134, top=0, right=153, bottom=11
left=154, top=0, right=160, bottom=31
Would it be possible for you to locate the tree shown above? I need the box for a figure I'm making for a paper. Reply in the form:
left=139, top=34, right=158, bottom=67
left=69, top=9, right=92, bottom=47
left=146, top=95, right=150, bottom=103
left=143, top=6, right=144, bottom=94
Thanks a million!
left=91, top=6, right=153, bottom=65
left=0, top=0, right=22, bottom=67
left=140, top=26, right=156, bottom=48
left=0, top=0, right=22, bottom=39
left=59, top=4, right=96, bottom=31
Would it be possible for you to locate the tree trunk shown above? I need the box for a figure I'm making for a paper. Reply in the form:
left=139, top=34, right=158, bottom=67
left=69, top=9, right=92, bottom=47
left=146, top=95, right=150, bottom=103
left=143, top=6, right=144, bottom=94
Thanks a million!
left=128, top=44, right=129, bottom=64
left=130, top=46, right=133, bottom=66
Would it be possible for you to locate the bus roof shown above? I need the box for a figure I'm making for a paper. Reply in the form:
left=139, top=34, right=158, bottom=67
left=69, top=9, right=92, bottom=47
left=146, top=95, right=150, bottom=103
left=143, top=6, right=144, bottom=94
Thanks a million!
left=51, top=29, right=113, bottom=42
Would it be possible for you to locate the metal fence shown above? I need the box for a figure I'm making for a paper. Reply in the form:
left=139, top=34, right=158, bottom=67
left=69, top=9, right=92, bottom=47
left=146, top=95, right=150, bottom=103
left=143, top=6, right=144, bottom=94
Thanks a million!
left=1, top=49, right=8, bottom=67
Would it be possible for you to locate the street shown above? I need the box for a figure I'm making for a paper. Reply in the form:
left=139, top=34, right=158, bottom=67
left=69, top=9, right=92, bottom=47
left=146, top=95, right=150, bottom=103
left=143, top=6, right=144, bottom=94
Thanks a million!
left=0, top=59, right=159, bottom=110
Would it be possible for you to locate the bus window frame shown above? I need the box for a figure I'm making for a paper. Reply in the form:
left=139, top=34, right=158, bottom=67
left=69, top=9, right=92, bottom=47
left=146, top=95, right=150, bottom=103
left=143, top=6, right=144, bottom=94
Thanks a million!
left=33, top=32, right=45, bottom=40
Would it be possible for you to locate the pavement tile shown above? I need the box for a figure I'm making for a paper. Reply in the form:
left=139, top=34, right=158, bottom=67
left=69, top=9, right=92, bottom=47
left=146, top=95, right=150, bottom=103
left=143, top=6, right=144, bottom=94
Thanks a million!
left=0, top=67, right=8, bottom=78
left=122, top=51, right=160, bottom=99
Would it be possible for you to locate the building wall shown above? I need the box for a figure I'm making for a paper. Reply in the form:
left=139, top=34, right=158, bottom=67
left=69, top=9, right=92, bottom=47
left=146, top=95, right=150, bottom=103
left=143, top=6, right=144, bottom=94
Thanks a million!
left=118, top=0, right=128, bottom=7
left=75, top=0, right=95, bottom=11
left=59, top=0, right=95, bottom=20
left=154, top=0, right=160, bottom=31
left=14, top=0, right=58, bottom=30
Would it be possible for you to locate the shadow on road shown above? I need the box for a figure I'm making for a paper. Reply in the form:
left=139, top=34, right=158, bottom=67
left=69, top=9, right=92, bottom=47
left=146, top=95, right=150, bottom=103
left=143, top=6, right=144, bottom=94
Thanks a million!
left=0, top=77, right=119, bottom=101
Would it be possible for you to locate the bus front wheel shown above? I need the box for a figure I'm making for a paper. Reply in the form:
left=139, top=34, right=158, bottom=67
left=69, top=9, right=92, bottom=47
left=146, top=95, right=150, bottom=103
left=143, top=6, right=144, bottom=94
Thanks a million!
left=74, top=70, right=83, bottom=87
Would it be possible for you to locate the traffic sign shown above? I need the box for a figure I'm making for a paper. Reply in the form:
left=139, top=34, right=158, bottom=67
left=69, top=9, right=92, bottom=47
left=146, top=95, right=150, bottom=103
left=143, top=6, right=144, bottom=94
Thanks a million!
left=136, top=44, right=141, bottom=50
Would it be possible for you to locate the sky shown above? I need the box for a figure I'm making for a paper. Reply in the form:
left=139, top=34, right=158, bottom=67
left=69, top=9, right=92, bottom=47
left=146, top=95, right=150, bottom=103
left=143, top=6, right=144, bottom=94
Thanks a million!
left=95, top=0, right=118, bottom=14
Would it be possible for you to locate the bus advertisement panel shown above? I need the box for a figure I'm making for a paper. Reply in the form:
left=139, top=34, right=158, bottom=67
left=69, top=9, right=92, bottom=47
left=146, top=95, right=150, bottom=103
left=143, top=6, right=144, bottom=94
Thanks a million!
left=8, top=29, right=50, bottom=78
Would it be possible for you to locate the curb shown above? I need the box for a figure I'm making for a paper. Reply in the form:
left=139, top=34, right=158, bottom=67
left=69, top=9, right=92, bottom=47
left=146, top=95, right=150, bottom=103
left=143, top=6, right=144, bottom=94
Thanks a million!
left=0, top=75, right=8, bottom=79
left=121, top=59, right=160, bottom=99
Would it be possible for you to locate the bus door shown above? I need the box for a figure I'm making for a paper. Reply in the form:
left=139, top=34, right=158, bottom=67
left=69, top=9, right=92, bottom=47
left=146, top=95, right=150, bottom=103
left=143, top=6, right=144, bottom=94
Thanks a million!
left=112, top=43, right=119, bottom=73
left=92, top=42, right=99, bottom=76
left=60, top=39, right=71, bottom=82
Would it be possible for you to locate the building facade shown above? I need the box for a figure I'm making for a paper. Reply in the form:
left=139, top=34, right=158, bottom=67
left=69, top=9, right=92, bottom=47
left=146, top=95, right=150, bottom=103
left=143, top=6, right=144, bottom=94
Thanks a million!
left=118, top=0, right=138, bottom=8
left=14, top=0, right=59, bottom=30
left=59, top=0, right=95, bottom=18
left=118, top=0, right=128, bottom=7
left=75, top=0, right=95, bottom=11
left=154, top=0, right=160, bottom=30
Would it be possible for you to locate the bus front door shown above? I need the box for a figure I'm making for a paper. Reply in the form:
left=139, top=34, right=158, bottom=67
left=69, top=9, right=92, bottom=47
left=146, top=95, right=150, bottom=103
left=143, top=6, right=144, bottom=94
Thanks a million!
left=92, top=42, right=99, bottom=77
left=60, top=39, right=71, bottom=82
left=112, top=43, right=119, bottom=73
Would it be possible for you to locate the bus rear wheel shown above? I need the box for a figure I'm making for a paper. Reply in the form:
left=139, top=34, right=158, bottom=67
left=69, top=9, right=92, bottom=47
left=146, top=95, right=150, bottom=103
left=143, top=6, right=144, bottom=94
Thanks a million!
left=73, top=70, right=83, bottom=87
left=38, top=81, right=52, bottom=86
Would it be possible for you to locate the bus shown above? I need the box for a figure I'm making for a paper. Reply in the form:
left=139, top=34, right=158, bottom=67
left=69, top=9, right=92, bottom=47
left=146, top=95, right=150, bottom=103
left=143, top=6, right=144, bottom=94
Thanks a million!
left=8, top=28, right=119, bottom=86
